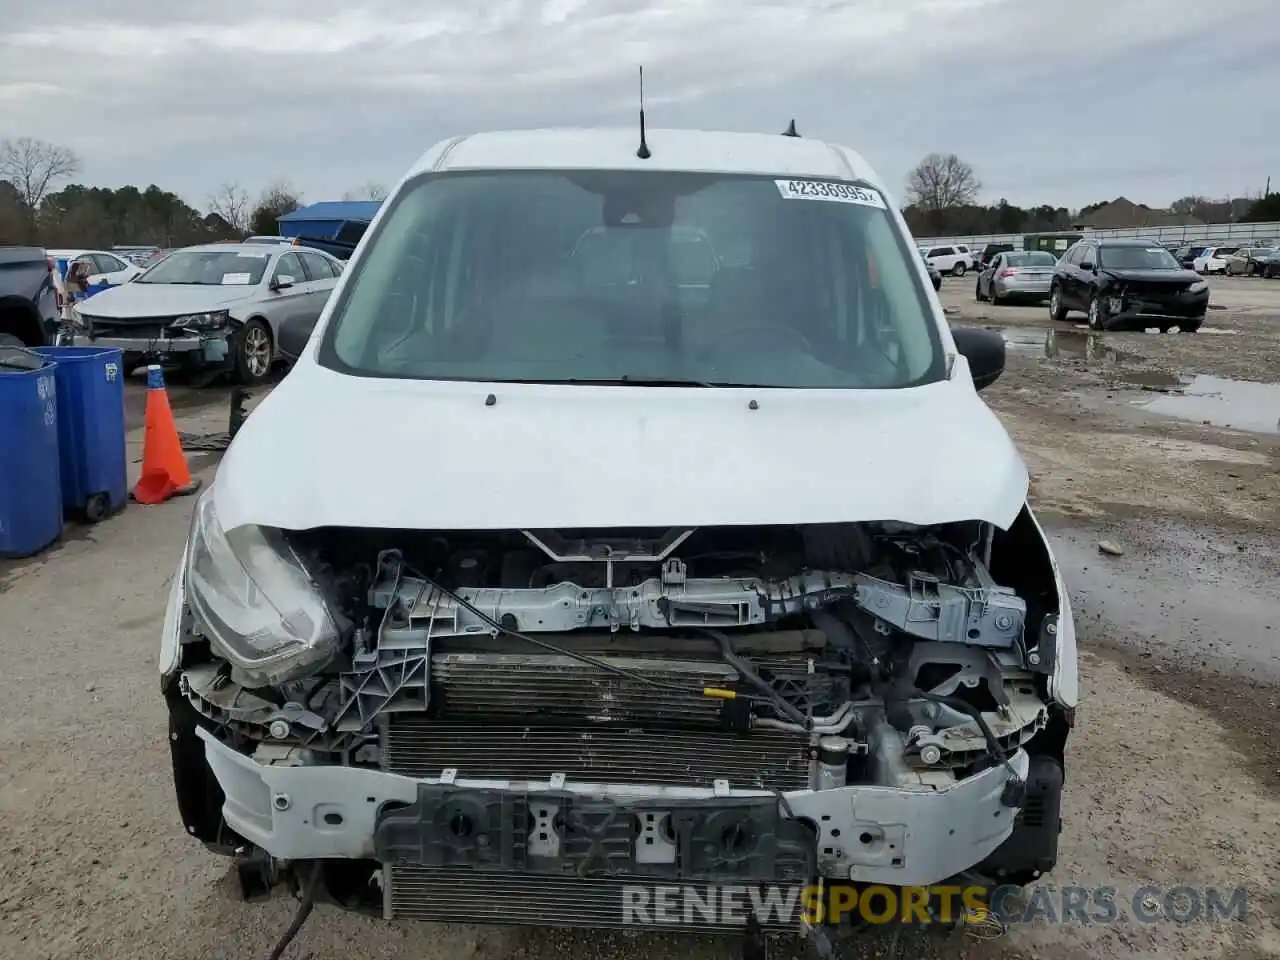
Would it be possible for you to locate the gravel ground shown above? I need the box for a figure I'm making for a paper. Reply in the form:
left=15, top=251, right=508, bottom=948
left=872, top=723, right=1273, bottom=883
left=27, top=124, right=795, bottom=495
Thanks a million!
left=2, top=274, right=1279, bottom=960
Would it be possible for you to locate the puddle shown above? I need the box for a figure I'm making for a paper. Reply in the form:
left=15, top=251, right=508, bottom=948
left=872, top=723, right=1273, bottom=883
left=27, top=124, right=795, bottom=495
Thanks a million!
left=999, top=326, right=1142, bottom=363
left=999, top=326, right=1186, bottom=391
left=1141, top=375, right=1280, bottom=435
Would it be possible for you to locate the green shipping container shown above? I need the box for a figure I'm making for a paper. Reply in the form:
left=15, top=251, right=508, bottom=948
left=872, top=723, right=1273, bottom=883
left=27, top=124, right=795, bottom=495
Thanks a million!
left=1024, top=232, right=1083, bottom=254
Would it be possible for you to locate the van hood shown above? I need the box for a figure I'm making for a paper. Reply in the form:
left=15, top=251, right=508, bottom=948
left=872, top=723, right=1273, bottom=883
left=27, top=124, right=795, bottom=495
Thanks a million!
left=212, top=362, right=1029, bottom=533
left=77, top=282, right=255, bottom=318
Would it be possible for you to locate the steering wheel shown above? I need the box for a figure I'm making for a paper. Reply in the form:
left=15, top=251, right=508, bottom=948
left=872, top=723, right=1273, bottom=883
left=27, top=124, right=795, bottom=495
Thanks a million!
left=705, top=324, right=814, bottom=356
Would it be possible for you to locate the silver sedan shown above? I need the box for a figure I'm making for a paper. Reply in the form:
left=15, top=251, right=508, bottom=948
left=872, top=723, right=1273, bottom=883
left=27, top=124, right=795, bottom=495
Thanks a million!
left=72, top=242, right=343, bottom=384
left=975, top=250, right=1058, bottom=304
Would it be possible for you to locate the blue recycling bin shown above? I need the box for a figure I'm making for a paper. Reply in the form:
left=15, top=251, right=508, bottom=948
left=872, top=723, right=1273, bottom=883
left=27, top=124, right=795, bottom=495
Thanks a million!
left=0, top=348, right=64, bottom=557
left=31, top=346, right=127, bottom=522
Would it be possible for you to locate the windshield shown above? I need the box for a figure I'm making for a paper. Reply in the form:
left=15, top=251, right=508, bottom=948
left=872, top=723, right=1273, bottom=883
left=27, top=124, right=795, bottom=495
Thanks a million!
left=1098, top=245, right=1182, bottom=271
left=319, top=170, right=945, bottom=389
left=1006, top=252, right=1056, bottom=267
left=136, top=250, right=271, bottom=286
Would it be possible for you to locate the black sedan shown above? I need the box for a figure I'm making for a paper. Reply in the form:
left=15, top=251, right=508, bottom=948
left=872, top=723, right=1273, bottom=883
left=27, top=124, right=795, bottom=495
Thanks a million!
left=1048, top=239, right=1209, bottom=332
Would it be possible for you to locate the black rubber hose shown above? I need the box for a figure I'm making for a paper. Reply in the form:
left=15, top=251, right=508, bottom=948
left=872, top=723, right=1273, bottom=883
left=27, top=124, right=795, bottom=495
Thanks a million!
left=704, top=629, right=808, bottom=726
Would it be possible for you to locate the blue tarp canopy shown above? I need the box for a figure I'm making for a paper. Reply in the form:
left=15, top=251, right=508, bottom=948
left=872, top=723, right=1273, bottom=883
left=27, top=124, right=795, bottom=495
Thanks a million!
left=277, top=201, right=381, bottom=239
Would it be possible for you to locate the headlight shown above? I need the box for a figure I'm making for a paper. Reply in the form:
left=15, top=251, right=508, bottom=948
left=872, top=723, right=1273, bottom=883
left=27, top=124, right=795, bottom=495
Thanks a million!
left=171, top=310, right=229, bottom=330
left=1189, top=281, right=1208, bottom=293
left=184, top=488, right=341, bottom=687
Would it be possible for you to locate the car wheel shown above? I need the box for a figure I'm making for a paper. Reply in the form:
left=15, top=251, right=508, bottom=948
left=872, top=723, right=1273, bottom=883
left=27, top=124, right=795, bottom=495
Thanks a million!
left=1048, top=286, right=1067, bottom=322
left=1178, top=316, right=1204, bottom=333
left=233, top=319, right=274, bottom=385
left=1087, top=293, right=1108, bottom=331
left=951, top=262, right=966, bottom=277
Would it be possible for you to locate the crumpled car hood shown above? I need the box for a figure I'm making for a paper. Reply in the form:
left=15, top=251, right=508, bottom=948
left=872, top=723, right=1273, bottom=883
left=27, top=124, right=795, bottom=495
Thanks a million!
left=78, top=283, right=255, bottom=317
left=212, top=362, right=1029, bottom=533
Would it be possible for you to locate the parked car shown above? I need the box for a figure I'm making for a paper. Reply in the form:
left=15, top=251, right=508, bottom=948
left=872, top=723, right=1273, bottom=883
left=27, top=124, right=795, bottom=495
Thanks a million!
left=0, top=246, right=58, bottom=347
left=160, top=126, right=1077, bottom=950
left=1223, top=246, right=1280, bottom=277
left=977, top=242, right=1015, bottom=272
left=1048, top=238, right=1208, bottom=332
left=975, top=250, right=1057, bottom=304
left=47, top=248, right=144, bottom=308
left=71, top=242, right=343, bottom=383
left=921, top=243, right=973, bottom=276
left=919, top=250, right=942, bottom=290
left=1172, top=243, right=1212, bottom=269
left=1191, top=246, right=1239, bottom=274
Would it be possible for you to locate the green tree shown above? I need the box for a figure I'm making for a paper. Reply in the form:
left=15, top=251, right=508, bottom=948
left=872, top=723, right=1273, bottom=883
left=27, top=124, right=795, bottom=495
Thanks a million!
left=1242, top=192, right=1280, bottom=223
left=249, top=181, right=302, bottom=236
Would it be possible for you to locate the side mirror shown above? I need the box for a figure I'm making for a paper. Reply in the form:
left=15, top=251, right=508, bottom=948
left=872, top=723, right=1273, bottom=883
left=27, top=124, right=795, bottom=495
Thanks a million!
left=276, top=314, right=317, bottom=362
left=272, top=275, right=295, bottom=291
left=1080, top=261, right=1095, bottom=272
left=951, top=327, right=1006, bottom=392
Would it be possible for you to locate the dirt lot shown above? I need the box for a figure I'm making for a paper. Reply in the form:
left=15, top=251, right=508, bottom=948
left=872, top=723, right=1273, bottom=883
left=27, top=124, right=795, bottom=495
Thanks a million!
left=1, top=274, right=1279, bottom=960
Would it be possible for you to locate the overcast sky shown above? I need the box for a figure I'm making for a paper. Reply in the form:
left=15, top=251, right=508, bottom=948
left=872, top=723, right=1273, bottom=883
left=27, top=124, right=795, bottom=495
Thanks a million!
left=2, top=0, right=1277, bottom=213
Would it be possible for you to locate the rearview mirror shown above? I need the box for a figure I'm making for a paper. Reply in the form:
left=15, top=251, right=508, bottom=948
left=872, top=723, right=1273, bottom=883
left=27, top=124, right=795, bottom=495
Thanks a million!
left=951, top=327, right=1006, bottom=392
left=277, top=314, right=317, bottom=363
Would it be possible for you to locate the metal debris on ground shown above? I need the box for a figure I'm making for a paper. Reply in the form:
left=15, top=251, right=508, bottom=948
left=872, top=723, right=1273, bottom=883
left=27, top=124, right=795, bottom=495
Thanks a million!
left=964, top=906, right=1007, bottom=941
left=179, top=386, right=251, bottom=453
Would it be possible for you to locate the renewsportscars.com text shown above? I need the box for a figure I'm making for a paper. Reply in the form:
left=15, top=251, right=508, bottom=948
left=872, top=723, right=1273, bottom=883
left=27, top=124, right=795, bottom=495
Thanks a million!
left=619, top=884, right=1250, bottom=927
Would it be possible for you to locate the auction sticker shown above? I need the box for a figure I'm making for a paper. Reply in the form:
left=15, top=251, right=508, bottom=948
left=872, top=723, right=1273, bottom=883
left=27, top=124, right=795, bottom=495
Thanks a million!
left=221, top=272, right=252, bottom=285
left=776, top=179, right=886, bottom=208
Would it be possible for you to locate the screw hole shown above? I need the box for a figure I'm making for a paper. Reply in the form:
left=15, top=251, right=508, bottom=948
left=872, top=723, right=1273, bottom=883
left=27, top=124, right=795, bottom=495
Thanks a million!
left=323, top=812, right=343, bottom=826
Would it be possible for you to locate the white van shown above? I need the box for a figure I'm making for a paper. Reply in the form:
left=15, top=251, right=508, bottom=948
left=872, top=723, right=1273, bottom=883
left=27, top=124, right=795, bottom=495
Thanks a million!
left=160, top=127, right=1077, bottom=949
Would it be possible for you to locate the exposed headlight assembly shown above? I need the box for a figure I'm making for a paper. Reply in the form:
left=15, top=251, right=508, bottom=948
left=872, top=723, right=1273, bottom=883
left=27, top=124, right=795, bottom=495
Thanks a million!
left=171, top=309, right=229, bottom=330
left=184, top=488, right=341, bottom=687
left=1189, top=281, right=1208, bottom=294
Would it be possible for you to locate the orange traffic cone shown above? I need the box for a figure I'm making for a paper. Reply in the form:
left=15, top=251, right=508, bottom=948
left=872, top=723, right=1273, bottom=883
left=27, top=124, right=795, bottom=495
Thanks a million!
left=131, top=365, right=202, bottom=505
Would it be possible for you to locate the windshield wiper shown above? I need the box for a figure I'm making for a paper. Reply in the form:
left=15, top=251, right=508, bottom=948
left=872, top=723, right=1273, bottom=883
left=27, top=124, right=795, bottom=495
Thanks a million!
left=488, top=376, right=766, bottom=387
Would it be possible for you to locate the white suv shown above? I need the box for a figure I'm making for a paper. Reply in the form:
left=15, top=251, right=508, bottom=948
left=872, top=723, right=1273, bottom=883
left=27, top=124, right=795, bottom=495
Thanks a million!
left=160, top=126, right=1077, bottom=952
left=922, top=243, right=974, bottom=276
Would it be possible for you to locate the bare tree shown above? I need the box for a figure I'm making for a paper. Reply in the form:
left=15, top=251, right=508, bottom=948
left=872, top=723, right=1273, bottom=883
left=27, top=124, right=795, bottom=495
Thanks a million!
left=343, top=181, right=388, bottom=202
left=208, top=182, right=251, bottom=235
left=905, top=153, right=981, bottom=213
left=1169, top=195, right=1209, bottom=216
left=0, top=137, right=81, bottom=217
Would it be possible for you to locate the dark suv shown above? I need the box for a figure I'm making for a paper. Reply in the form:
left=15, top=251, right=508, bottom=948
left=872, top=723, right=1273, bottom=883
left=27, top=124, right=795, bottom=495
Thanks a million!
left=978, top=242, right=1015, bottom=272
left=1048, top=238, right=1209, bottom=332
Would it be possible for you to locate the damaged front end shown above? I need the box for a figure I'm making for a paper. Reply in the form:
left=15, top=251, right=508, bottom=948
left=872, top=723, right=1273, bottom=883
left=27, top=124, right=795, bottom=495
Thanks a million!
left=162, top=490, right=1075, bottom=934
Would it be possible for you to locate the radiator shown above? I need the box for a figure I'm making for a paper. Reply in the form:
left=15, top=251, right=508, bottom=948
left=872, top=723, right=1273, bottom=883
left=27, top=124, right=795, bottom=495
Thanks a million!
left=382, top=719, right=812, bottom=790
left=429, top=652, right=741, bottom=726
left=385, top=867, right=799, bottom=932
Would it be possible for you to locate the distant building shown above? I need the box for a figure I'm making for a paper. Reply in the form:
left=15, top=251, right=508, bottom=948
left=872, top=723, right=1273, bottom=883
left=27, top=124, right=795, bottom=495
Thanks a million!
left=1073, top=197, right=1204, bottom=230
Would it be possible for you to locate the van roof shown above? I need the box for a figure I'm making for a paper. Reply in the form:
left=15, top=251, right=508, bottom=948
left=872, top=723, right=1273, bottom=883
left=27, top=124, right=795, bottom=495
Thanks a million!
left=408, top=127, right=883, bottom=188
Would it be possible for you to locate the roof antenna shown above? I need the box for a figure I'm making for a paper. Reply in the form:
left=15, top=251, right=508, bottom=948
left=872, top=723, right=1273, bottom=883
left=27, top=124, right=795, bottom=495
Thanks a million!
left=782, top=119, right=800, bottom=138
left=636, top=66, right=651, bottom=159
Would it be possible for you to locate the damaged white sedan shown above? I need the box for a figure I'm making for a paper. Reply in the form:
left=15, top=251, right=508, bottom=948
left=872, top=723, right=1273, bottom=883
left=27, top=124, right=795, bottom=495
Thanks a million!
left=160, top=125, right=1077, bottom=953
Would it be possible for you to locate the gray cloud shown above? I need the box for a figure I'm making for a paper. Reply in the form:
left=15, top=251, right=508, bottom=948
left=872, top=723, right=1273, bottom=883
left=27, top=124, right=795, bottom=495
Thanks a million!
left=2, top=0, right=1277, bottom=212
